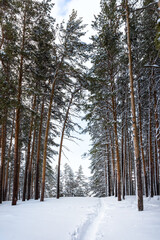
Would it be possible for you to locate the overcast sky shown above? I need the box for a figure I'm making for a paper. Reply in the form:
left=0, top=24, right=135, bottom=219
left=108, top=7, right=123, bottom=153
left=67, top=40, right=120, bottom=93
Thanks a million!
left=51, top=0, right=100, bottom=176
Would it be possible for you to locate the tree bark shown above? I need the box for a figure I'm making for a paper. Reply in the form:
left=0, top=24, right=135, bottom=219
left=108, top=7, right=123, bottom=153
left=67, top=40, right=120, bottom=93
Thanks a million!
left=35, top=97, right=44, bottom=200
left=0, top=121, right=7, bottom=203
left=27, top=124, right=36, bottom=200
left=153, top=79, right=160, bottom=195
left=57, top=93, right=74, bottom=199
left=107, top=143, right=111, bottom=196
left=125, top=0, right=143, bottom=211
left=110, top=131, right=115, bottom=196
left=22, top=96, right=36, bottom=201
left=4, top=112, right=15, bottom=201
left=149, top=78, right=154, bottom=197
left=12, top=5, right=26, bottom=206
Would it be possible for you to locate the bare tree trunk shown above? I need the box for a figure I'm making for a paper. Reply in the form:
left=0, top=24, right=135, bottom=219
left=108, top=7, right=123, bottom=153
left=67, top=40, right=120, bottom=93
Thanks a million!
left=12, top=6, right=26, bottom=206
left=125, top=0, right=143, bottom=211
left=57, top=93, right=74, bottom=199
left=0, top=121, right=6, bottom=203
left=104, top=159, right=108, bottom=197
left=123, top=125, right=127, bottom=199
left=153, top=79, right=160, bottom=195
left=27, top=124, right=36, bottom=200
left=4, top=112, right=15, bottom=201
left=35, top=97, right=44, bottom=200
left=107, top=143, right=111, bottom=196
left=110, top=131, right=115, bottom=196
left=121, top=120, right=124, bottom=199
left=149, top=79, right=154, bottom=197
left=22, top=96, right=36, bottom=201
left=40, top=80, right=57, bottom=202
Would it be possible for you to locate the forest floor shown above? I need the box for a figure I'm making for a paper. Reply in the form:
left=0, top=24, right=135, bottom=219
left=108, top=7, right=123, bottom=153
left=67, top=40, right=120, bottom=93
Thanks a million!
left=0, top=196, right=160, bottom=240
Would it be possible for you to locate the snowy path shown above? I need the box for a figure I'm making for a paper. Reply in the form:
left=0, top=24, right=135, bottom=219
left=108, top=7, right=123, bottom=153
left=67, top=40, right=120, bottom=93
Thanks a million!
left=0, top=196, right=160, bottom=240
left=71, top=198, right=105, bottom=240
left=82, top=198, right=105, bottom=240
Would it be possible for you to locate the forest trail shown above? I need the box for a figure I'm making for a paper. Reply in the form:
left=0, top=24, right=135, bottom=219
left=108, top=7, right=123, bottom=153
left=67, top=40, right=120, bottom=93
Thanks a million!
left=71, top=198, right=106, bottom=240
left=0, top=197, right=160, bottom=240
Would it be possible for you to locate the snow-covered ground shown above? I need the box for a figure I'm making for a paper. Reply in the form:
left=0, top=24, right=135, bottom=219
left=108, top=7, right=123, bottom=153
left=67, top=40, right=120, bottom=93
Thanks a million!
left=0, top=196, right=160, bottom=240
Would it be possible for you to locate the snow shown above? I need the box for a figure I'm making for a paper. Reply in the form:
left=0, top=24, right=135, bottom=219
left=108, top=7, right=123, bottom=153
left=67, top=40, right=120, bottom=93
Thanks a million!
left=0, top=196, right=160, bottom=240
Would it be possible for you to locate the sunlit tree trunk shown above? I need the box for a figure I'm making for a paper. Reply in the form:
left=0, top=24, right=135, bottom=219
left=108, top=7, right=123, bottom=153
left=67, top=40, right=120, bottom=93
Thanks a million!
left=125, top=0, right=143, bottom=211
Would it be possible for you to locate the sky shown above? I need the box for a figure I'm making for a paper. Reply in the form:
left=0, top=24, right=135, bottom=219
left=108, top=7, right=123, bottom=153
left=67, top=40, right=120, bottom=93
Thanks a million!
left=52, top=0, right=100, bottom=42
left=51, top=0, right=101, bottom=177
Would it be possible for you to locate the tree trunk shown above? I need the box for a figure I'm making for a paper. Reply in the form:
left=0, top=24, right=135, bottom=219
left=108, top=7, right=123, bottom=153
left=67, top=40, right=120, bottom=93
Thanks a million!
left=123, top=124, right=126, bottom=199
left=22, top=96, right=36, bottom=201
left=153, top=79, right=160, bottom=195
left=110, top=131, right=115, bottom=196
left=111, top=85, right=121, bottom=201
left=0, top=121, right=7, bottom=203
left=104, top=159, right=108, bottom=197
left=4, top=112, right=15, bottom=201
left=57, top=93, right=74, bottom=199
left=125, top=0, right=143, bottom=211
left=138, top=81, right=148, bottom=197
left=149, top=78, right=154, bottom=197
left=27, top=124, right=36, bottom=200
left=12, top=6, right=27, bottom=206
left=35, top=97, right=44, bottom=200
left=107, top=143, right=111, bottom=196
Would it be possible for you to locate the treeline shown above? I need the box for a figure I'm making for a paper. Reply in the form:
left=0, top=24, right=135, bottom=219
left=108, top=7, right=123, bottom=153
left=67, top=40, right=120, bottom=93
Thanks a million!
left=0, top=0, right=88, bottom=205
left=85, top=0, right=160, bottom=211
left=51, top=164, right=89, bottom=198
left=0, top=0, right=160, bottom=211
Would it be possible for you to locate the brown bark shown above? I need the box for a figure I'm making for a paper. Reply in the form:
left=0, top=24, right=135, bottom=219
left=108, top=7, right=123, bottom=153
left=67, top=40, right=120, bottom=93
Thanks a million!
left=0, top=121, right=6, bottom=203
left=4, top=113, right=15, bottom=201
left=40, top=80, right=57, bottom=202
left=125, top=0, right=143, bottom=211
left=123, top=123, right=127, bottom=199
left=40, top=54, right=65, bottom=201
left=57, top=93, right=74, bottom=199
left=155, top=140, right=159, bottom=195
left=12, top=5, right=27, bottom=206
left=104, top=159, right=108, bottom=196
left=107, top=143, right=111, bottom=196
left=121, top=120, right=124, bottom=199
left=22, top=96, right=36, bottom=201
left=149, top=80, right=154, bottom=197
left=110, top=131, right=115, bottom=196
left=27, top=124, right=36, bottom=200
left=35, top=97, right=44, bottom=200
left=153, top=80, right=160, bottom=195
